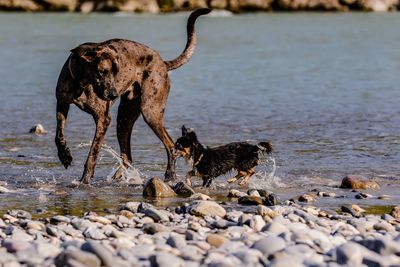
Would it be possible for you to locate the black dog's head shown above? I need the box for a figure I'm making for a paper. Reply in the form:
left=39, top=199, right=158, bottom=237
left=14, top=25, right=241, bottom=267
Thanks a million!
left=70, top=43, right=120, bottom=101
left=174, top=125, right=199, bottom=160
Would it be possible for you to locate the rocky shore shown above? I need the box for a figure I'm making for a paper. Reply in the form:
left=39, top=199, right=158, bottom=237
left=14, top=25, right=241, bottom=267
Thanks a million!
left=1, top=182, right=400, bottom=267
left=0, top=0, right=399, bottom=13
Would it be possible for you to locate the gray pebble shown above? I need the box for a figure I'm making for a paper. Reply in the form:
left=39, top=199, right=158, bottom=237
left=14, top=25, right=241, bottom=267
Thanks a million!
left=55, top=249, right=101, bottom=267
left=166, top=233, right=187, bottom=249
left=81, top=241, right=114, bottom=267
left=251, top=236, right=286, bottom=255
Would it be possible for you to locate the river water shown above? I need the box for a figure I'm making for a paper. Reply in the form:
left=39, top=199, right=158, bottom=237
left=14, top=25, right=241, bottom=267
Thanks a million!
left=0, top=12, right=399, bottom=215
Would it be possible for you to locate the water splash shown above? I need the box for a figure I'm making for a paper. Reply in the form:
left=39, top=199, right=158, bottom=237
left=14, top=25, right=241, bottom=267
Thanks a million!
left=78, top=142, right=144, bottom=185
left=249, top=155, right=286, bottom=190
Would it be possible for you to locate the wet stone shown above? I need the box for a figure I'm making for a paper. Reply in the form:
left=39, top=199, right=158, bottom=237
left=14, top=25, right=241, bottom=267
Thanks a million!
left=390, top=206, right=400, bottom=219
left=172, top=181, right=195, bottom=197
left=120, top=201, right=141, bottom=213
left=298, top=194, right=316, bottom=203
left=143, top=177, right=177, bottom=198
left=238, top=195, right=263, bottom=205
left=341, top=205, right=360, bottom=217
left=263, top=193, right=280, bottom=206
left=7, top=210, right=32, bottom=220
left=227, top=189, right=247, bottom=198
left=355, top=192, right=371, bottom=199
left=340, top=175, right=380, bottom=190
left=51, top=215, right=71, bottom=224
left=144, top=208, right=170, bottom=223
left=247, top=189, right=261, bottom=197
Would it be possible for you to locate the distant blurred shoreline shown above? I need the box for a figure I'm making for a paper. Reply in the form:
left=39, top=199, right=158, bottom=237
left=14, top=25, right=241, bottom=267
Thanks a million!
left=0, top=0, right=399, bottom=13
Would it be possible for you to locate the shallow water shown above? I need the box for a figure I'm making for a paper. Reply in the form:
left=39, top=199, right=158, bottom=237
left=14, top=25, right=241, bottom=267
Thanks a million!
left=0, top=12, right=399, bottom=215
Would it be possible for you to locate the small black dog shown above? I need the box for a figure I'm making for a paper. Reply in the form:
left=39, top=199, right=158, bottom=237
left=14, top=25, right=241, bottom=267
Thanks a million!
left=175, top=126, right=273, bottom=187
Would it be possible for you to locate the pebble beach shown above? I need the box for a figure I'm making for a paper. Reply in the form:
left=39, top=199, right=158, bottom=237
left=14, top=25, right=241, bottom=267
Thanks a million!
left=1, top=181, right=400, bottom=267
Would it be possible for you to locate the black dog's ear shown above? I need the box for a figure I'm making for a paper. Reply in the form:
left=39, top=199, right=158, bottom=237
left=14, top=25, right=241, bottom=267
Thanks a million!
left=187, top=131, right=197, bottom=142
left=182, top=125, right=188, bottom=136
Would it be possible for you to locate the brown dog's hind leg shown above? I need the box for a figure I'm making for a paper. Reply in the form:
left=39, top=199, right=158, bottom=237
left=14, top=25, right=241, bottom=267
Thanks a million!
left=140, top=74, right=176, bottom=182
left=239, top=168, right=256, bottom=186
left=80, top=101, right=112, bottom=184
left=56, top=102, right=73, bottom=169
left=228, top=170, right=247, bottom=183
left=142, top=114, right=176, bottom=182
left=113, top=93, right=141, bottom=180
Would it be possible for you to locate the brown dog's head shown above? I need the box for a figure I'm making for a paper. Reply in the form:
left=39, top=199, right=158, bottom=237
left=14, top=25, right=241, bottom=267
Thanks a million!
left=70, top=43, right=121, bottom=101
left=174, top=125, right=199, bottom=160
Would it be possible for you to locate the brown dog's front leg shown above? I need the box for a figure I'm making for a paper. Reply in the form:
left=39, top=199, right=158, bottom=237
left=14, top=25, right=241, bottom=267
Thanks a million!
left=80, top=112, right=111, bottom=184
left=55, top=102, right=73, bottom=169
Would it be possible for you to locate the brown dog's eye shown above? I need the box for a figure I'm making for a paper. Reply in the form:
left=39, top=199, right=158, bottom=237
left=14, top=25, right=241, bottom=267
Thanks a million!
left=99, top=69, right=110, bottom=76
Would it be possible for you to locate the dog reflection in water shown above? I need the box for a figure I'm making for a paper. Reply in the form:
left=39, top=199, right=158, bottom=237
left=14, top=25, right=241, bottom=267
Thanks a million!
left=174, top=125, right=273, bottom=187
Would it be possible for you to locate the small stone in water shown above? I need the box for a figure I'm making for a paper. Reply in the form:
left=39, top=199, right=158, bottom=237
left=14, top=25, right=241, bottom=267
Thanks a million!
left=29, top=124, right=47, bottom=134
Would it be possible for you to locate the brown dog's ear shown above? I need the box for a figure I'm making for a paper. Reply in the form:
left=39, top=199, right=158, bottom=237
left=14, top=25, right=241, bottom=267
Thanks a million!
left=71, top=45, right=97, bottom=63
left=80, top=51, right=97, bottom=62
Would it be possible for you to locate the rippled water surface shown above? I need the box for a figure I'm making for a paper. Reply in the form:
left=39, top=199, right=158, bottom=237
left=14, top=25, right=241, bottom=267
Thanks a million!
left=0, top=12, right=399, bottom=214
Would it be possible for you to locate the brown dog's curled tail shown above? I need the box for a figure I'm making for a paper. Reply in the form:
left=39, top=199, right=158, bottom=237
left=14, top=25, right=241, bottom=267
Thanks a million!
left=165, top=8, right=211, bottom=71
left=258, top=142, right=273, bottom=154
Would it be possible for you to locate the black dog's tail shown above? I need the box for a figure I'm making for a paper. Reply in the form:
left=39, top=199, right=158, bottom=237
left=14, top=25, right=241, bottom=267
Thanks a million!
left=258, top=142, right=273, bottom=154
left=164, top=8, right=211, bottom=71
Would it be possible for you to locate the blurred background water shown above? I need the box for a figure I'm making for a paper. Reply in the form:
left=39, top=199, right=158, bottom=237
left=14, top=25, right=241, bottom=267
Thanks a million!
left=0, top=12, right=399, bottom=214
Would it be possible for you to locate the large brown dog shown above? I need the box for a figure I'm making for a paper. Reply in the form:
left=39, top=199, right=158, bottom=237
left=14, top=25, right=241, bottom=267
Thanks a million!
left=55, top=8, right=211, bottom=184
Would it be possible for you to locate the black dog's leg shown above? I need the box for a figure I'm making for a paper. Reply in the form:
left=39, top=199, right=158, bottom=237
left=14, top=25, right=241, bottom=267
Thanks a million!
left=55, top=101, right=73, bottom=168
left=185, top=170, right=196, bottom=186
left=202, top=176, right=213, bottom=187
left=113, top=93, right=141, bottom=180
left=80, top=102, right=112, bottom=184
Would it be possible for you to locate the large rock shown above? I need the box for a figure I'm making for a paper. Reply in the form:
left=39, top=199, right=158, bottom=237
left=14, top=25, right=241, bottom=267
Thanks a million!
left=210, top=0, right=228, bottom=9
left=41, top=0, right=78, bottom=11
left=356, top=0, right=398, bottom=11
left=188, top=200, right=227, bottom=218
left=172, top=0, right=207, bottom=9
left=143, top=177, right=177, bottom=198
left=95, top=0, right=160, bottom=13
left=340, top=175, right=380, bottom=190
left=230, top=0, right=272, bottom=12
left=0, top=0, right=42, bottom=11
left=275, top=0, right=344, bottom=10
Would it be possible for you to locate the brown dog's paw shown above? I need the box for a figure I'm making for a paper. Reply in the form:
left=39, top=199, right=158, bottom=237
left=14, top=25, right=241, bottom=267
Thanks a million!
left=164, top=169, right=176, bottom=182
left=58, top=148, right=73, bottom=169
